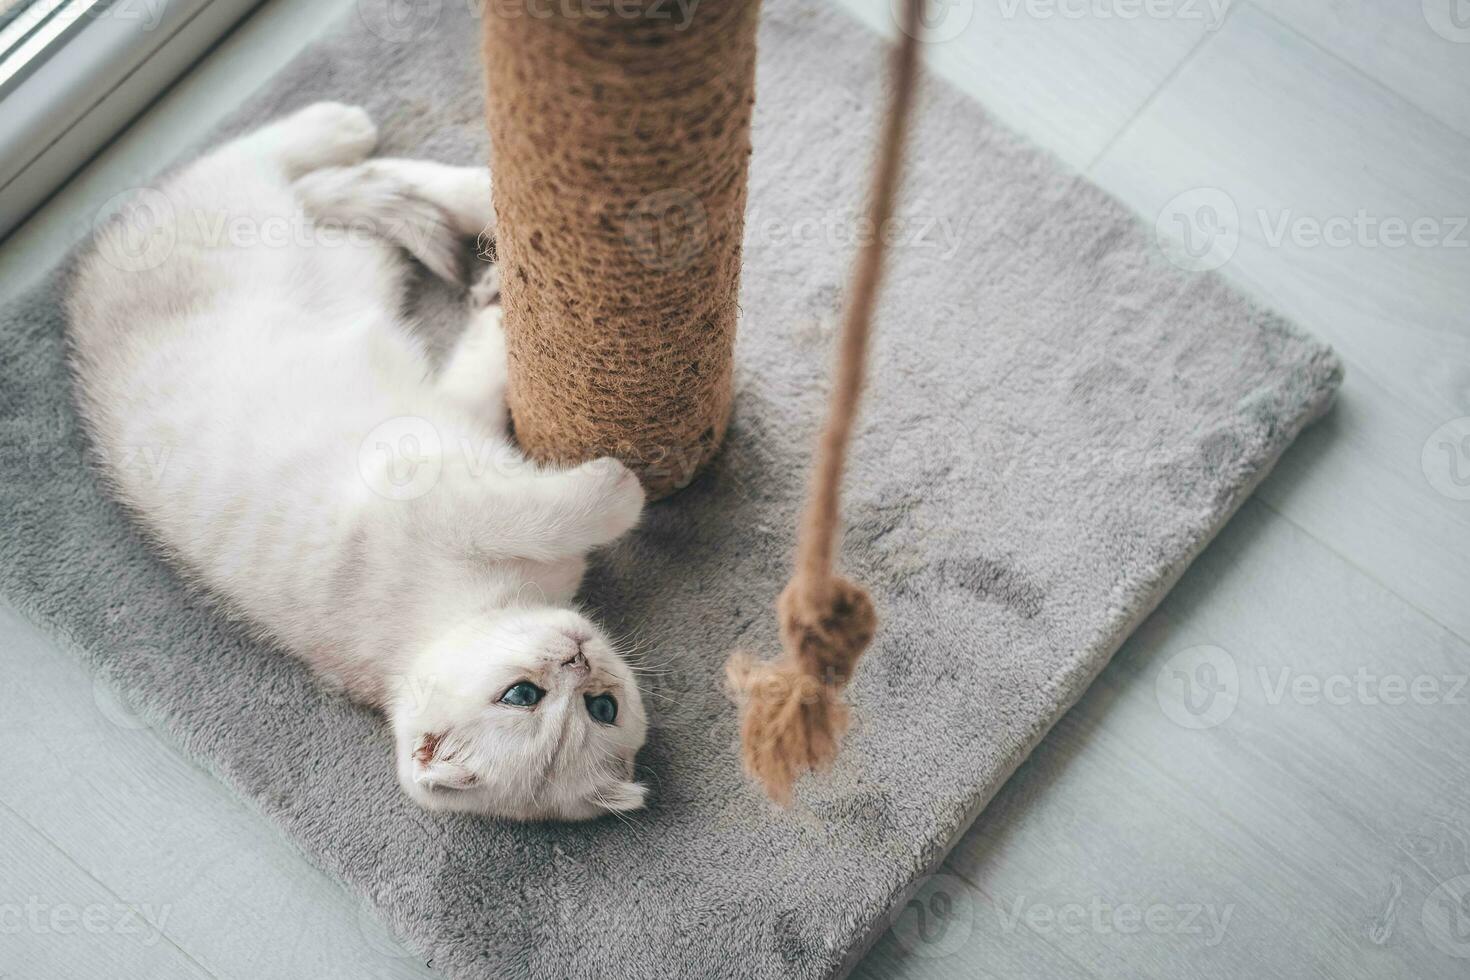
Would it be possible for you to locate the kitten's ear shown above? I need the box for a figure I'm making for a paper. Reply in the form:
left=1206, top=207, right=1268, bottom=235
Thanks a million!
left=412, top=732, right=477, bottom=790
left=598, top=780, right=648, bottom=814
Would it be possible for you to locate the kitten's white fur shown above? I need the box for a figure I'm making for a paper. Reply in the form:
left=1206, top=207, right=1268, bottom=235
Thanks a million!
left=66, top=103, right=650, bottom=822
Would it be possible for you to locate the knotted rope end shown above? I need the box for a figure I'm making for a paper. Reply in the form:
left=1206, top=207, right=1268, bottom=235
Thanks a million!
left=725, top=576, right=877, bottom=805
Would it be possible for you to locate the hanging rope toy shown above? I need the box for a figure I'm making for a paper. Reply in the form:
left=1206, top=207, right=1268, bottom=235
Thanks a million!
left=726, top=0, right=925, bottom=804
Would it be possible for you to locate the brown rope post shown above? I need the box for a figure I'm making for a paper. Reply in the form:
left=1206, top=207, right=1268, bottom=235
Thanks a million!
left=481, top=0, right=761, bottom=499
left=727, top=0, right=923, bottom=804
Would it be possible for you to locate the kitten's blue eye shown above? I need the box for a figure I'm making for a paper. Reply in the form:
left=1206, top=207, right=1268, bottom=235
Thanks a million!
left=500, top=681, right=543, bottom=707
left=585, top=693, right=617, bottom=725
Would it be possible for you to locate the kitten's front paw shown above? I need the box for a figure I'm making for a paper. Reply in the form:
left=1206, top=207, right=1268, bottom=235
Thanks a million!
left=279, top=102, right=378, bottom=172
left=576, top=457, right=645, bottom=545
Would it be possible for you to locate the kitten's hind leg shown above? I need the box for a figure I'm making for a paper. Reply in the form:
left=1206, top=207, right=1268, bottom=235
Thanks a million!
left=295, top=162, right=462, bottom=284
left=80, top=104, right=376, bottom=306
left=440, top=292, right=509, bottom=433
left=243, top=102, right=378, bottom=179
left=363, top=159, right=494, bottom=243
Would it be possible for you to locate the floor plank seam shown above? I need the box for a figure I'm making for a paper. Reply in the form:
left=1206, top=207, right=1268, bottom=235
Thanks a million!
left=1243, top=0, right=1470, bottom=149
left=0, top=796, right=222, bottom=978
left=1253, top=494, right=1470, bottom=651
left=1081, top=0, right=1243, bottom=175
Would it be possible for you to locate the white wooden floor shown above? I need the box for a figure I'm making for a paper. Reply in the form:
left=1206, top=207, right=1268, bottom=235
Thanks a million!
left=2, top=1, right=1467, bottom=977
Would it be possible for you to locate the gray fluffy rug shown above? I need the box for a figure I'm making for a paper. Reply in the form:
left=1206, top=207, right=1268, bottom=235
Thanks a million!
left=0, top=0, right=1341, bottom=976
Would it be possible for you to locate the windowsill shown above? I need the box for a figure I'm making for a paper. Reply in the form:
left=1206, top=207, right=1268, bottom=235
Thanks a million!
left=0, top=0, right=266, bottom=242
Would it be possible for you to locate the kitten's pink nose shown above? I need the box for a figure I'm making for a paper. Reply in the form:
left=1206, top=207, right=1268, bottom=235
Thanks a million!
left=561, top=651, right=589, bottom=674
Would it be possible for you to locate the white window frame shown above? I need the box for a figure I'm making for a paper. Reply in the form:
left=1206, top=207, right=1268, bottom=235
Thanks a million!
left=0, top=0, right=265, bottom=240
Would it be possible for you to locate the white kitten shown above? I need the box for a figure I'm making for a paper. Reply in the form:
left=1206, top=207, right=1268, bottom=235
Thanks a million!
left=66, top=103, right=650, bottom=822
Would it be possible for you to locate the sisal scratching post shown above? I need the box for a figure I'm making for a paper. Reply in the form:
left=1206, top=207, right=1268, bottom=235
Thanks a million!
left=481, top=0, right=761, bottom=499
